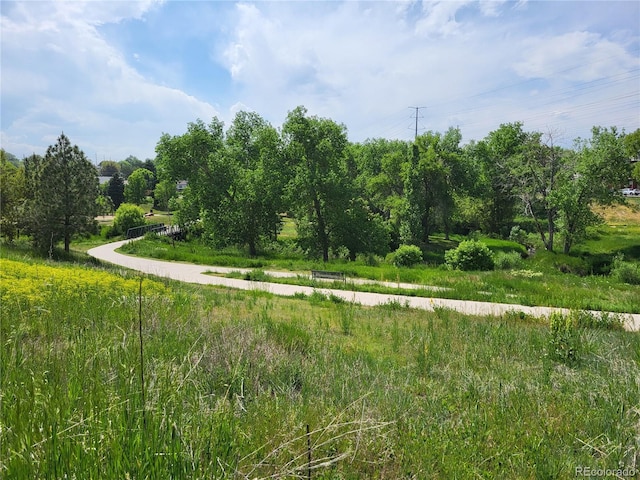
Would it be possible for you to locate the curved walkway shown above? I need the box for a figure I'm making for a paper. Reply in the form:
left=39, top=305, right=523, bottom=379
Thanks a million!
left=87, top=239, right=640, bottom=332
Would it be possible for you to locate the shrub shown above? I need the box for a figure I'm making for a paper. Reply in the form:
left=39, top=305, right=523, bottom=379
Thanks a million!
left=444, top=240, right=494, bottom=271
left=391, top=245, right=423, bottom=267
left=547, top=312, right=579, bottom=365
left=610, top=255, right=640, bottom=285
left=509, top=225, right=529, bottom=246
left=356, top=252, right=381, bottom=267
left=493, top=251, right=523, bottom=270
left=112, top=203, right=146, bottom=237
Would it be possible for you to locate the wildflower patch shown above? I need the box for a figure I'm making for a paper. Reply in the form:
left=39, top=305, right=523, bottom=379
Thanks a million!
left=0, top=258, right=168, bottom=307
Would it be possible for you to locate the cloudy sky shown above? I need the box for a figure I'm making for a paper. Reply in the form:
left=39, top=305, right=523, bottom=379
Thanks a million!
left=1, top=0, right=638, bottom=162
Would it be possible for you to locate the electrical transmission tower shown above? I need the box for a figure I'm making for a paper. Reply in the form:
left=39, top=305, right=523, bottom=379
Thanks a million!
left=409, top=106, right=426, bottom=139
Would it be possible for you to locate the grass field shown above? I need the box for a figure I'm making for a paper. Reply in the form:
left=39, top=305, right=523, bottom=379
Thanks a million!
left=2, top=201, right=639, bottom=478
left=1, top=247, right=639, bottom=478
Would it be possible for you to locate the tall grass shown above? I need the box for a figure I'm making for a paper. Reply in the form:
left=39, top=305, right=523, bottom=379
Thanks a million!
left=2, top=251, right=639, bottom=478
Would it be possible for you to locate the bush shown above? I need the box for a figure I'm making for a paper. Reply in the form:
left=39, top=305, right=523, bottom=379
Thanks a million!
left=493, top=251, right=523, bottom=270
left=548, top=312, right=579, bottom=365
left=356, top=253, right=381, bottom=267
left=610, top=255, right=640, bottom=285
left=112, top=203, right=146, bottom=237
left=444, top=240, right=494, bottom=271
left=391, top=245, right=423, bottom=267
left=509, top=225, right=529, bottom=246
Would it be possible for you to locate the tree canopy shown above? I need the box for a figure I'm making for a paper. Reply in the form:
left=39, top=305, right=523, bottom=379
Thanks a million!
left=7, top=109, right=632, bottom=258
left=153, top=110, right=634, bottom=259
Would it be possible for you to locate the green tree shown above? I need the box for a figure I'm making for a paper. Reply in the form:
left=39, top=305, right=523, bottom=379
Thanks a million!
left=2, top=149, right=20, bottom=167
left=510, top=129, right=565, bottom=251
left=401, top=127, right=464, bottom=246
left=155, top=118, right=227, bottom=240
left=119, top=155, right=144, bottom=178
left=153, top=179, right=177, bottom=211
left=23, top=134, right=98, bottom=252
left=623, top=128, right=640, bottom=160
left=0, top=150, right=26, bottom=242
left=217, top=111, right=287, bottom=255
left=125, top=168, right=154, bottom=205
left=282, top=106, right=352, bottom=261
left=624, top=128, right=640, bottom=186
left=554, top=127, right=630, bottom=253
left=107, top=172, right=126, bottom=209
left=99, top=160, right=120, bottom=176
left=632, top=162, right=640, bottom=185
left=96, top=194, right=114, bottom=216
left=475, top=122, right=528, bottom=237
left=351, top=139, right=410, bottom=249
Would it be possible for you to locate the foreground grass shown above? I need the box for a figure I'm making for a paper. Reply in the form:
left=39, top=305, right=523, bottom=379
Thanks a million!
left=2, top=250, right=639, bottom=478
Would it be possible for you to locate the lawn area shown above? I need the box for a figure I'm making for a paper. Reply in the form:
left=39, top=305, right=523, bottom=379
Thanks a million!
left=114, top=204, right=640, bottom=313
left=1, top=249, right=639, bottom=478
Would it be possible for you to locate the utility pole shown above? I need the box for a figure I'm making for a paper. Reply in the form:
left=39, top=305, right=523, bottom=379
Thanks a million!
left=409, top=106, right=426, bottom=139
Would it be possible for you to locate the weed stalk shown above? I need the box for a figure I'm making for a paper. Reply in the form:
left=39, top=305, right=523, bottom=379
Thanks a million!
left=138, top=276, right=146, bottom=427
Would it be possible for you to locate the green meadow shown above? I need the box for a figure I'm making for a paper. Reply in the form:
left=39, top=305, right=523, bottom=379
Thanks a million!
left=2, top=200, right=639, bottom=478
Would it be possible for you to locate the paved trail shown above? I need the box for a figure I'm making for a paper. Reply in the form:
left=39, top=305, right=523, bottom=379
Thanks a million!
left=88, top=239, right=640, bottom=332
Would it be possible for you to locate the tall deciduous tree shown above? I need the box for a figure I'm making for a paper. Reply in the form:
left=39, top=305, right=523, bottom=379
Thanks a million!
left=554, top=127, right=629, bottom=253
left=119, top=155, right=144, bottom=178
left=153, top=179, right=177, bottom=211
left=282, top=107, right=351, bottom=261
left=475, top=122, right=528, bottom=237
left=220, top=111, right=286, bottom=255
left=99, top=160, right=120, bottom=176
left=351, top=139, right=410, bottom=249
left=511, top=129, right=565, bottom=251
left=125, top=168, right=154, bottom=205
left=24, top=133, right=98, bottom=252
left=402, top=127, right=464, bottom=246
left=155, top=118, right=227, bottom=239
left=623, top=128, right=640, bottom=160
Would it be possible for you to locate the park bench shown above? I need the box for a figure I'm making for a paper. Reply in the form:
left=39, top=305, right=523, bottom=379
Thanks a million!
left=311, top=270, right=346, bottom=282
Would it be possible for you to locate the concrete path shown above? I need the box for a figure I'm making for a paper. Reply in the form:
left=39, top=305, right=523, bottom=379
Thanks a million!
left=87, top=239, right=640, bottom=332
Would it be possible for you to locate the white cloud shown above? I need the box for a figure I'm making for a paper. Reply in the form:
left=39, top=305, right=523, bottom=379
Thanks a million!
left=414, top=1, right=471, bottom=37
left=514, top=31, right=638, bottom=81
left=1, top=0, right=218, bottom=159
left=1, top=0, right=637, bottom=159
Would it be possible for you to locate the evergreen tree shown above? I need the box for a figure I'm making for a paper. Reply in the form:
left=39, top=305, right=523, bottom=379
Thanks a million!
left=24, top=133, right=98, bottom=252
left=107, top=172, right=125, bottom=209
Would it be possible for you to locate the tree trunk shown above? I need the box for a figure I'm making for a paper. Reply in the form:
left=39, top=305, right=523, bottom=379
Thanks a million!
left=547, top=208, right=555, bottom=252
left=64, top=216, right=71, bottom=252
left=313, top=196, right=329, bottom=262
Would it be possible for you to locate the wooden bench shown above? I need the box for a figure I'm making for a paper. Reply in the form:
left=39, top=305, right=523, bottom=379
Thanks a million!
left=311, top=270, right=346, bottom=282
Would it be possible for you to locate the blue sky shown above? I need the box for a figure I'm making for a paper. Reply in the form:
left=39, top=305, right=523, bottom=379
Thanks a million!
left=1, top=0, right=638, bottom=162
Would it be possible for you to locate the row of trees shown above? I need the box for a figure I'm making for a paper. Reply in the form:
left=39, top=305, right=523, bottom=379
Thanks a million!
left=98, top=155, right=156, bottom=179
left=157, top=107, right=636, bottom=258
left=1, top=109, right=638, bottom=257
